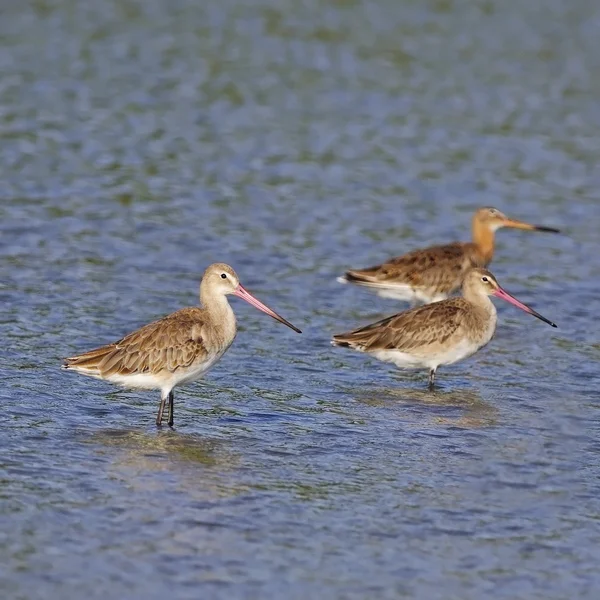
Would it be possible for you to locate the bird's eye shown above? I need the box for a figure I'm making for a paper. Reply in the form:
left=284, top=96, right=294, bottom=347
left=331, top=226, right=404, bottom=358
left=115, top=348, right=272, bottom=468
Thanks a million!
left=221, top=273, right=227, bottom=279
left=482, top=276, right=489, bottom=282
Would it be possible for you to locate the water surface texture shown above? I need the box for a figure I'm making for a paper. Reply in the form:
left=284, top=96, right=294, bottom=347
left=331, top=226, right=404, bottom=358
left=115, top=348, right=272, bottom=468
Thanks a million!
left=2, top=0, right=600, bottom=598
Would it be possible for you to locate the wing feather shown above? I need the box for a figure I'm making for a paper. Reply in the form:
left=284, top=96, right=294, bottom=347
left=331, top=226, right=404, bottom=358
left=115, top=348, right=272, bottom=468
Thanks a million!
left=345, top=243, right=481, bottom=294
left=64, top=308, right=209, bottom=376
left=333, top=299, right=470, bottom=353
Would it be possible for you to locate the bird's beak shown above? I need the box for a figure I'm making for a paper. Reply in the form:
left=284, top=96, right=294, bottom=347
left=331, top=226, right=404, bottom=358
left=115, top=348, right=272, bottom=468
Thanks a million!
left=492, top=287, right=557, bottom=327
left=501, top=218, right=560, bottom=234
left=234, top=284, right=302, bottom=333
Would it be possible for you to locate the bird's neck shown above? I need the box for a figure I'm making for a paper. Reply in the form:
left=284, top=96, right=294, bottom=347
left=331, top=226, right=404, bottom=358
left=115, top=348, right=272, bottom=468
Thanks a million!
left=464, top=287, right=497, bottom=319
left=200, top=287, right=236, bottom=333
left=471, top=221, right=495, bottom=263
left=462, top=288, right=498, bottom=342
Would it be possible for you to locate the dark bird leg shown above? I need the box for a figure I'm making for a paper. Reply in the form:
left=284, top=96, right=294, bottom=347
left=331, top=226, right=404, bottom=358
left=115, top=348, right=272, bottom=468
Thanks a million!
left=168, top=391, right=174, bottom=428
left=428, top=369, right=436, bottom=391
left=156, top=390, right=169, bottom=427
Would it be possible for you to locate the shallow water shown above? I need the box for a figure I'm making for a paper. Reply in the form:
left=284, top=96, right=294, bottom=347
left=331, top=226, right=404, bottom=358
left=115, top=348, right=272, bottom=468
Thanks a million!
left=2, top=0, right=600, bottom=598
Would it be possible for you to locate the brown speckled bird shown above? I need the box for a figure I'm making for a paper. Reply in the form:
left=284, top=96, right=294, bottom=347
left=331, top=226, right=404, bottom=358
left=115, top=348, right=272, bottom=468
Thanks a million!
left=332, top=268, right=556, bottom=389
left=63, top=263, right=301, bottom=427
left=337, top=207, right=559, bottom=305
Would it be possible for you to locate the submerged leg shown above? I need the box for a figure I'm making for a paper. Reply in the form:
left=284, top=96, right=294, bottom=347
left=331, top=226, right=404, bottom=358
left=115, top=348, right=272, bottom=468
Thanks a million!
left=167, top=391, right=174, bottom=428
left=156, top=389, right=170, bottom=427
left=428, top=368, right=436, bottom=390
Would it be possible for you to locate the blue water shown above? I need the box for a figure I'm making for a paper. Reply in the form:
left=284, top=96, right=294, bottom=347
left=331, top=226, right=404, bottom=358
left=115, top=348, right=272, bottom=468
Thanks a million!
left=2, top=0, right=600, bottom=598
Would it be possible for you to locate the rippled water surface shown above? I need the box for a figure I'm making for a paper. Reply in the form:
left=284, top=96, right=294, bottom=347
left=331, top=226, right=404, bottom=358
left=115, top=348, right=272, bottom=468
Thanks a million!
left=2, top=0, right=600, bottom=598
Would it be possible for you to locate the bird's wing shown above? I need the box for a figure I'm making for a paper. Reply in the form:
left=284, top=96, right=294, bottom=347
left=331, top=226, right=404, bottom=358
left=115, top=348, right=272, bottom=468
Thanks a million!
left=64, top=308, right=209, bottom=376
left=344, top=242, right=471, bottom=292
left=333, top=299, right=469, bottom=353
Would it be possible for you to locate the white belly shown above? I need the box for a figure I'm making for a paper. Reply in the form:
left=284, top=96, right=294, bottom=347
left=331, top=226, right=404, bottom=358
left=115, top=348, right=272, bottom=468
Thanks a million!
left=371, top=349, right=429, bottom=369
left=376, top=286, right=448, bottom=305
left=103, top=350, right=225, bottom=391
left=337, top=276, right=447, bottom=305
left=172, top=351, right=224, bottom=386
left=371, top=338, right=484, bottom=371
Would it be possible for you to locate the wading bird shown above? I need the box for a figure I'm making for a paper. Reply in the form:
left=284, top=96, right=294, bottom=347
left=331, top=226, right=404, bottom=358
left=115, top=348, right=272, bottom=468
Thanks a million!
left=63, top=263, right=301, bottom=427
left=338, top=207, right=559, bottom=305
left=332, top=268, right=556, bottom=389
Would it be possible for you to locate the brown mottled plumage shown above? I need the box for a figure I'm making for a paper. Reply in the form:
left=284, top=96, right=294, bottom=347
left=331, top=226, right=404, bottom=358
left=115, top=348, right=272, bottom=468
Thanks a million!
left=65, top=308, right=211, bottom=378
left=335, top=301, right=472, bottom=353
left=332, top=268, right=556, bottom=389
left=63, top=263, right=301, bottom=427
left=338, top=207, right=559, bottom=305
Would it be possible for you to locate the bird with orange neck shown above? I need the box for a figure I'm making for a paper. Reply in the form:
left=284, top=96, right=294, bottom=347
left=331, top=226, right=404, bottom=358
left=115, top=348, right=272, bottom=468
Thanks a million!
left=337, top=207, right=559, bottom=305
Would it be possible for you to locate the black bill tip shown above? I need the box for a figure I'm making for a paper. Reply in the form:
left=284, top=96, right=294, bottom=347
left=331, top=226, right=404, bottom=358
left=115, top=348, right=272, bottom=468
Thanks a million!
left=533, top=311, right=558, bottom=328
left=285, top=321, right=302, bottom=334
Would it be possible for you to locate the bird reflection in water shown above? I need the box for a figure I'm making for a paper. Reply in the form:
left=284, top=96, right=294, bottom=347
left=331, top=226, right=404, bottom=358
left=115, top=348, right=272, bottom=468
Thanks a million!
left=353, top=385, right=498, bottom=429
left=82, top=428, right=242, bottom=498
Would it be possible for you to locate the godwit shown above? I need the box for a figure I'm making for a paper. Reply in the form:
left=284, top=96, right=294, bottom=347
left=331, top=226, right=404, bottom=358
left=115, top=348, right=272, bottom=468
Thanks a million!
left=63, top=263, right=301, bottom=427
left=332, top=267, right=556, bottom=389
left=337, top=207, right=559, bottom=305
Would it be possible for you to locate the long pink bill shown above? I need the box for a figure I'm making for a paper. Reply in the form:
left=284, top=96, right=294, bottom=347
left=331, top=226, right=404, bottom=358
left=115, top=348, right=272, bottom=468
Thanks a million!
left=493, top=288, right=557, bottom=328
left=234, top=284, right=302, bottom=333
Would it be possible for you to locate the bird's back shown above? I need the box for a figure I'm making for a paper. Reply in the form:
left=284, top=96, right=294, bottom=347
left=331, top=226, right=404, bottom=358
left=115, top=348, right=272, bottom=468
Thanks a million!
left=343, top=242, right=485, bottom=299
left=333, top=297, right=477, bottom=356
left=63, top=307, right=217, bottom=381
